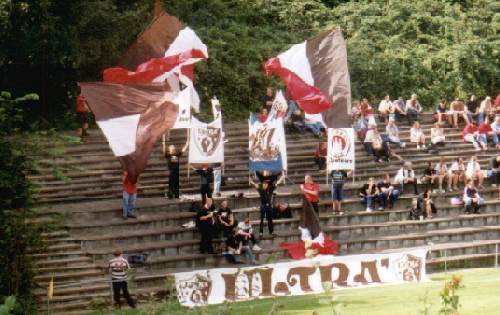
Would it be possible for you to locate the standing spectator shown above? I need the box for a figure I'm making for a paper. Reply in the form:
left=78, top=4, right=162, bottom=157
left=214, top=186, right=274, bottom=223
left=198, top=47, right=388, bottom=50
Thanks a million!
left=122, top=171, right=137, bottom=219
left=163, top=141, right=189, bottom=199
left=434, top=99, right=449, bottom=125
left=479, top=96, right=493, bottom=123
left=109, top=249, right=136, bottom=309
left=449, top=98, right=468, bottom=128
left=410, top=121, right=426, bottom=150
left=386, top=118, right=405, bottom=148
left=331, top=169, right=350, bottom=215
left=488, top=156, right=500, bottom=187
left=360, top=177, right=379, bottom=212
left=76, top=92, right=91, bottom=138
left=463, top=121, right=486, bottom=151
left=300, top=175, right=320, bottom=214
left=490, top=115, right=500, bottom=149
left=466, top=156, right=485, bottom=189
left=216, top=200, right=236, bottom=238
left=393, top=96, right=407, bottom=122
left=262, top=87, right=274, bottom=112
left=421, top=162, right=437, bottom=191
left=377, top=174, right=400, bottom=210
left=465, top=95, right=480, bottom=124
left=192, top=164, right=213, bottom=204
left=435, top=157, right=452, bottom=193
left=196, top=198, right=215, bottom=254
left=314, top=142, right=327, bottom=170
left=449, top=158, right=466, bottom=190
left=395, top=161, right=419, bottom=195
left=429, top=123, right=446, bottom=153
left=249, top=175, right=284, bottom=237
left=237, top=217, right=261, bottom=251
left=224, top=228, right=257, bottom=265
left=419, top=189, right=437, bottom=219
left=463, top=180, right=484, bottom=214
left=405, top=94, right=422, bottom=125
left=212, top=163, right=223, bottom=197
left=378, top=94, right=393, bottom=123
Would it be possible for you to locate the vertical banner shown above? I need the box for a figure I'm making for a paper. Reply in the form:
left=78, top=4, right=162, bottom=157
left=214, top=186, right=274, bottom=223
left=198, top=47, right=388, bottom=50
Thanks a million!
left=248, top=114, right=287, bottom=172
left=188, top=117, right=224, bottom=164
left=172, top=87, right=192, bottom=129
left=327, top=128, right=355, bottom=171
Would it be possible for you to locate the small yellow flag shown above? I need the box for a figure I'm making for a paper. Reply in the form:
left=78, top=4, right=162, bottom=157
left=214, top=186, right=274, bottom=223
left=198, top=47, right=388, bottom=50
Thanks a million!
left=47, top=277, right=54, bottom=300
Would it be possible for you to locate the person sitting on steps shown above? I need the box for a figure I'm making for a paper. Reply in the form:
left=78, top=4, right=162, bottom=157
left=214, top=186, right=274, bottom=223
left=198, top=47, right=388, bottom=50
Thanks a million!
left=360, top=177, right=379, bottom=212
left=418, top=189, right=437, bottom=219
left=224, top=227, right=257, bottom=265
left=237, top=217, right=261, bottom=251
left=216, top=200, right=237, bottom=238
left=463, top=179, right=484, bottom=214
left=395, top=161, right=419, bottom=195
left=377, top=173, right=400, bottom=210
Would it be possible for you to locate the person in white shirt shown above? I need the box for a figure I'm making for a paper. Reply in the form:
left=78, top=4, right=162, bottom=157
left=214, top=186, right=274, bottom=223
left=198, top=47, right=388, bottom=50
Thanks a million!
left=466, top=156, right=484, bottom=188
left=428, top=122, right=446, bottom=152
left=490, top=115, right=500, bottom=149
left=237, top=217, right=261, bottom=251
left=410, top=121, right=426, bottom=149
left=385, top=118, right=405, bottom=148
left=378, top=94, right=393, bottom=123
left=434, top=157, right=451, bottom=192
left=478, top=96, right=492, bottom=124
left=449, top=157, right=466, bottom=190
left=394, top=161, right=418, bottom=195
left=364, top=123, right=389, bottom=162
left=405, top=94, right=422, bottom=125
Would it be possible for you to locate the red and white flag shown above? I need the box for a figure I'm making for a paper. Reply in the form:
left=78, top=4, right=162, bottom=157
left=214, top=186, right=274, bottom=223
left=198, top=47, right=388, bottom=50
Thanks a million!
left=79, top=82, right=180, bottom=183
left=264, top=29, right=351, bottom=127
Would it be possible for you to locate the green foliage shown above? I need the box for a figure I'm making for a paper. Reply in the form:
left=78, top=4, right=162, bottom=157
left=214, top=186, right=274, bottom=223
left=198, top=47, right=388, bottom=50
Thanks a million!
left=0, top=296, right=16, bottom=315
left=439, top=274, right=463, bottom=315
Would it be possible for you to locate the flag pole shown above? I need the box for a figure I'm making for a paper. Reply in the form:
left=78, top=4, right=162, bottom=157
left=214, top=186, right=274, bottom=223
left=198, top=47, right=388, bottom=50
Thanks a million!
left=187, top=128, right=190, bottom=183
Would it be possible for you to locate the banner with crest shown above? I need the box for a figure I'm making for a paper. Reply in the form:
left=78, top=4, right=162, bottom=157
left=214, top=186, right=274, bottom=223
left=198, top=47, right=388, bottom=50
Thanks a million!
left=248, top=113, right=287, bottom=172
left=174, top=248, right=428, bottom=307
left=327, top=128, right=355, bottom=171
left=188, top=117, right=224, bottom=164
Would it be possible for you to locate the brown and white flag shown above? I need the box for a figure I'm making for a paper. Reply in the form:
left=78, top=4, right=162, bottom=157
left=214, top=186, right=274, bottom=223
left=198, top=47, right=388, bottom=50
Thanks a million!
left=79, top=82, right=179, bottom=183
left=264, top=29, right=351, bottom=128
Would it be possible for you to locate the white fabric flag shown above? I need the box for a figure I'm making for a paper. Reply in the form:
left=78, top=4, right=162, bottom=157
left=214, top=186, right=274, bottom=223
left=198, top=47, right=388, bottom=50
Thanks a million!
left=269, top=90, right=288, bottom=119
left=327, top=128, right=355, bottom=171
left=188, top=117, right=224, bottom=164
left=172, top=88, right=192, bottom=129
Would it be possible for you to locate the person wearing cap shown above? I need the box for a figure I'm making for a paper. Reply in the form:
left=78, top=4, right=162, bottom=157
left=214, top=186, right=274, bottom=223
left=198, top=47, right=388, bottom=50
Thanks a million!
left=108, top=249, right=136, bottom=309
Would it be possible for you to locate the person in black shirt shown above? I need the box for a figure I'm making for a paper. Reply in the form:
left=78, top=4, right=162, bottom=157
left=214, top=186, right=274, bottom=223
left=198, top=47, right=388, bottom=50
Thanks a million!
left=408, top=198, right=423, bottom=220
left=359, top=177, right=379, bottom=212
left=262, top=87, right=274, bottom=112
left=465, top=95, right=479, bottom=124
left=224, top=228, right=257, bottom=264
left=216, top=200, right=237, bottom=237
left=195, top=198, right=215, bottom=254
left=463, top=179, right=484, bottom=214
left=250, top=174, right=285, bottom=237
left=192, top=164, right=213, bottom=204
left=377, top=174, right=401, bottom=210
left=421, top=162, right=437, bottom=191
left=489, top=156, right=500, bottom=187
left=256, top=170, right=280, bottom=185
left=163, top=141, right=189, bottom=199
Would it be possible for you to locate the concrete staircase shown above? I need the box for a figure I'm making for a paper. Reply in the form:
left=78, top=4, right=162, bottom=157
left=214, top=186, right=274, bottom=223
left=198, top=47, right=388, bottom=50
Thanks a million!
left=29, top=113, right=500, bottom=313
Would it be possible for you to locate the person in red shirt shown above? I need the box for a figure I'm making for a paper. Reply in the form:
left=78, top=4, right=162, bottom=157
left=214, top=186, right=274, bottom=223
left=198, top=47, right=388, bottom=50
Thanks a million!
left=478, top=117, right=493, bottom=150
left=76, top=91, right=91, bottom=137
left=462, top=121, right=485, bottom=151
left=300, top=175, right=320, bottom=215
left=122, top=171, right=138, bottom=219
left=258, top=108, right=269, bottom=123
left=359, top=98, right=374, bottom=118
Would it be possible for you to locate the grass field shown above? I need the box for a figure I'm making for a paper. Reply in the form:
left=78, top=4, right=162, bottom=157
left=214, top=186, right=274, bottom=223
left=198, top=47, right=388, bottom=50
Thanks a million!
left=98, top=268, right=500, bottom=315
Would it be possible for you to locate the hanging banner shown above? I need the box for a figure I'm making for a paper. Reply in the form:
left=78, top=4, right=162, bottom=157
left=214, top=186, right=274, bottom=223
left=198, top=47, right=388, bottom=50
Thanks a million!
left=172, top=87, right=192, bottom=129
left=269, top=90, right=288, bottom=118
left=248, top=113, right=287, bottom=172
left=327, top=128, right=355, bottom=171
left=188, top=116, right=224, bottom=164
left=174, top=249, right=428, bottom=307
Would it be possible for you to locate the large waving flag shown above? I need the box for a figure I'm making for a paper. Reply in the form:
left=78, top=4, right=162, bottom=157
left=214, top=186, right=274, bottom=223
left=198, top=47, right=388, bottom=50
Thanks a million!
left=264, top=29, right=351, bottom=128
left=103, top=6, right=208, bottom=112
left=79, top=82, right=179, bottom=183
left=248, top=113, right=287, bottom=172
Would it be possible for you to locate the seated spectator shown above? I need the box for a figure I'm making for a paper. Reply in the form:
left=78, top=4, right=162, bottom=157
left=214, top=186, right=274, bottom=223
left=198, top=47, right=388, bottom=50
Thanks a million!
left=463, top=121, right=486, bottom=151
left=410, top=121, right=426, bottom=150
left=386, top=118, right=405, bottom=148
left=465, top=95, right=480, bottom=124
left=466, top=156, right=485, bottom=189
left=490, top=115, right=500, bottom=149
left=377, top=174, right=400, bottom=210
left=418, top=189, right=437, bottom=219
left=434, top=98, right=449, bottom=125
left=216, top=200, right=237, bottom=238
left=405, top=94, right=422, bottom=125
left=314, top=142, right=327, bottom=170
left=237, top=217, right=261, bottom=251
left=300, top=175, right=320, bottom=214
left=304, top=116, right=323, bottom=137
left=364, top=123, right=390, bottom=162
left=479, top=96, right=493, bottom=124
left=359, top=98, right=374, bottom=120
left=428, top=123, right=446, bottom=153
left=273, top=202, right=292, bottom=219
left=262, top=87, right=274, bottom=112
left=421, top=162, right=437, bottom=191
left=224, top=228, right=257, bottom=265
left=259, top=107, right=269, bottom=123
left=289, top=109, right=305, bottom=132
left=463, top=179, right=484, bottom=214
left=449, top=98, right=468, bottom=128
left=395, top=161, right=419, bottom=195
left=378, top=94, right=393, bottom=123
left=359, top=177, right=379, bottom=212
left=408, top=198, right=423, bottom=220
left=393, top=96, right=407, bottom=122
left=478, top=117, right=493, bottom=149
left=353, top=113, right=368, bottom=140
left=449, top=158, right=466, bottom=190
left=331, top=169, right=350, bottom=215
left=435, top=157, right=452, bottom=192
left=494, top=95, right=500, bottom=115
left=489, top=156, right=500, bottom=187
left=196, top=198, right=215, bottom=254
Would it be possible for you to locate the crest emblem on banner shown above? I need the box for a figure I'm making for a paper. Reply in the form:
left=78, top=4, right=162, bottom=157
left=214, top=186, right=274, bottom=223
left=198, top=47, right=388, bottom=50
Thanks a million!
left=393, top=254, right=423, bottom=282
left=249, top=126, right=279, bottom=161
left=329, top=128, right=351, bottom=159
left=177, top=274, right=212, bottom=305
left=193, top=128, right=222, bottom=157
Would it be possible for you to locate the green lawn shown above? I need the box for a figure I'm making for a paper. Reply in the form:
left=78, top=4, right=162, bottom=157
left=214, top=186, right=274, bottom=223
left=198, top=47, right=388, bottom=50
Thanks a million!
left=96, top=268, right=500, bottom=315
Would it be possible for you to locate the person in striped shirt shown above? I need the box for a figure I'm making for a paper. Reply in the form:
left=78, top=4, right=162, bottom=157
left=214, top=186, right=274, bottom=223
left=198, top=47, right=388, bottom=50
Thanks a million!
left=108, top=249, right=136, bottom=309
